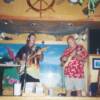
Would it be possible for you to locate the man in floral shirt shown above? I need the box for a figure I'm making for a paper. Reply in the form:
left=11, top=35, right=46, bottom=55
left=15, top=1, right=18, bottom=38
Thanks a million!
left=60, top=36, right=88, bottom=96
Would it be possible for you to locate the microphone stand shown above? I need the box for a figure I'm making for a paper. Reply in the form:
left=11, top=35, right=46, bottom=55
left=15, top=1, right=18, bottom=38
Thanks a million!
left=23, top=52, right=29, bottom=92
left=58, top=66, right=66, bottom=96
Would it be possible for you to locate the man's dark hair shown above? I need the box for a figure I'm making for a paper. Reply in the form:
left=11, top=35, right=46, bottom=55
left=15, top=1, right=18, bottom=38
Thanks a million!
left=27, top=33, right=36, bottom=43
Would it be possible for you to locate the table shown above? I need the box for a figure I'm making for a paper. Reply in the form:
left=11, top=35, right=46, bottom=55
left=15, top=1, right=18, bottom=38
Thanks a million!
left=0, top=64, right=20, bottom=67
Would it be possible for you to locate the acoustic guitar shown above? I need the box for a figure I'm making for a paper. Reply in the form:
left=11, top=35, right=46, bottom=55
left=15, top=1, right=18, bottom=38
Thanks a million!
left=27, top=46, right=48, bottom=65
left=19, top=46, right=48, bottom=78
left=61, top=50, right=76, bottom=69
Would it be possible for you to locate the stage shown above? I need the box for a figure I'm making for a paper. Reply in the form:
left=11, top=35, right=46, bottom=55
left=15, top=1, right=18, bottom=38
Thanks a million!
left=0, top=96, right=100, bottom=100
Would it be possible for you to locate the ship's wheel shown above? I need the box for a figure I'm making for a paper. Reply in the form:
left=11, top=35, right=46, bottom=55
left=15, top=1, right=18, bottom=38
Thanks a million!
left=26, top=0, right=55, bottom=18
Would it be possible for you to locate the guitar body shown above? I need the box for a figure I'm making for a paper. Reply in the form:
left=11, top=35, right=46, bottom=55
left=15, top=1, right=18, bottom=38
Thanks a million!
left=61, top=49, right=76, bottom=69
left=19, top=46, right=48, bottom=79
left=27, top=55, right=41, bottom=66
left=27, top=46, right=48, bottom=65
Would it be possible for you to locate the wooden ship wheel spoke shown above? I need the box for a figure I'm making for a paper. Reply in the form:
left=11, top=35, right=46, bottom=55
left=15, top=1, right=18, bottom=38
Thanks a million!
left=26, top=0, right=55, bottom=18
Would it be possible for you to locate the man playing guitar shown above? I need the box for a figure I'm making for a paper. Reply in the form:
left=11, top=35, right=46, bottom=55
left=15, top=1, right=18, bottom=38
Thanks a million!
left=16, top=33, right=44, bottom=90
left=60, top=36, right=88, bottom=96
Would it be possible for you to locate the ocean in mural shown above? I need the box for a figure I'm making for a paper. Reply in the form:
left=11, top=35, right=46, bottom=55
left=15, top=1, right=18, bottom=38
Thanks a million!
left=0, top=43, right=68, bottom=88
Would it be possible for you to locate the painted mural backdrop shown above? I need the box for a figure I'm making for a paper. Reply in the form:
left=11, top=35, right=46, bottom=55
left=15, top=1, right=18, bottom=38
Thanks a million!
left=0, top=31, right=88, bottom=96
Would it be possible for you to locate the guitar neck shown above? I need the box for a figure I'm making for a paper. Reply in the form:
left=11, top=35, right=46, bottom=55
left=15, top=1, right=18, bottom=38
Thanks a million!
left=63, top=51, right=76, bottom=68
left=27, top=46, right=48, bottom=63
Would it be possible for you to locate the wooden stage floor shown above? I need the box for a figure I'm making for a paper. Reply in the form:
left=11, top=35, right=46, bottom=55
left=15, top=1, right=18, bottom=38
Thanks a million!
left=0, top=96, right=100, bottom=100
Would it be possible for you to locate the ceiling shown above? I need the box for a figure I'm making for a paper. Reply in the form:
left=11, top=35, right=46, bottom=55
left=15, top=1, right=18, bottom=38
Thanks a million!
left=0, top=0, right=100, bottom=21
left=0, top=19, right=100, bottom=35
left=0, top=0, right=100, bottom=35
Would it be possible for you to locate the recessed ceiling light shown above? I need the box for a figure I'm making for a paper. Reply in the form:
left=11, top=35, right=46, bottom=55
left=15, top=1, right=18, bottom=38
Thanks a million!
left=4, top=21, right=8, bottom=25
left=69, top=0, right=78, bottom=3
left=31, top=23, right=37, bottom=26
left=67, top=23, right=73, bottom=26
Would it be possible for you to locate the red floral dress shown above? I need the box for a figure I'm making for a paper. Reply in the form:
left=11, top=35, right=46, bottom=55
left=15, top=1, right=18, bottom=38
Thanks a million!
left=61, top=45, right=88, bottom=78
